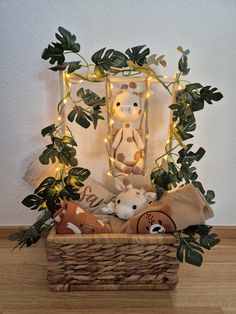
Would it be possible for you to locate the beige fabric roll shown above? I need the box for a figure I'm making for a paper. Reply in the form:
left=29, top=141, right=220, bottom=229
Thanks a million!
left=77, top=178, right=115, bottom=214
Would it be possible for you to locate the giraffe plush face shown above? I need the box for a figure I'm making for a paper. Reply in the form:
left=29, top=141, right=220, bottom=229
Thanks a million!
left=112, top=90, right=142, bottom=123
left=102, top=178, right=156, bottom=220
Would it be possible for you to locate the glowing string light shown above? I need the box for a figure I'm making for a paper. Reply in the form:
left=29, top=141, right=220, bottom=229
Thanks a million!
left=109, top=119, right=114, bottom=126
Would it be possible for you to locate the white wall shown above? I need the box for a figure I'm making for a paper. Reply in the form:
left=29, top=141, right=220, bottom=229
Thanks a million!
left=0, top=0, right=235, bottom=226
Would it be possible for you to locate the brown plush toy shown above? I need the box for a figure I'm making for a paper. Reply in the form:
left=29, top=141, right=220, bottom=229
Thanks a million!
left=125, top=184, right=214, bottom=234
left=54, top=201, right=111, bottom=234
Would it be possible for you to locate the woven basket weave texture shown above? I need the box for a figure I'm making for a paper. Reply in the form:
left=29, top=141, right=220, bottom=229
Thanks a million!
left=46, top=229, right=179, bottom=291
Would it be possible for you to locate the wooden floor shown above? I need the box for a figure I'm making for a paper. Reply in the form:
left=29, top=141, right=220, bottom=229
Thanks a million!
left=0, top=237, right=235, bottom=314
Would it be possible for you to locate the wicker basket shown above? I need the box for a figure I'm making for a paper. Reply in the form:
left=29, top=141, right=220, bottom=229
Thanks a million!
left=46, top=228, right=179, bottom=291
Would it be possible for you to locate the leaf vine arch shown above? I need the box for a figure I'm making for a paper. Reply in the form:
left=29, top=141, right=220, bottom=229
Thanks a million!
left=10, top=27, right=222, bottom=266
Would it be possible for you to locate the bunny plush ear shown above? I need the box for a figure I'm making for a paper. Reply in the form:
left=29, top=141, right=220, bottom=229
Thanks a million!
left=115, top=177, right=133, bottom=191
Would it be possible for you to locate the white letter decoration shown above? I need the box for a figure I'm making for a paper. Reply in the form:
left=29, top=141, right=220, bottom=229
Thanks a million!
left=105, top=77, right=150, bottom=176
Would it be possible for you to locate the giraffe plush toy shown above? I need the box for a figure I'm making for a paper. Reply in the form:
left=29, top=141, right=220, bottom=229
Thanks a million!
left=111, top=82, right=145, bottom=175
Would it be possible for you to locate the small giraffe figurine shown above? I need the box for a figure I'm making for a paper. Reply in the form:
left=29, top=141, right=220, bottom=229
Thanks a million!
left=111, top=82, right=145, bottom=175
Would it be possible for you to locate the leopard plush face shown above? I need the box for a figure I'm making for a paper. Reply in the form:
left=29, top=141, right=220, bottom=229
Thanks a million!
left=130, top=207, right=176, bottom=234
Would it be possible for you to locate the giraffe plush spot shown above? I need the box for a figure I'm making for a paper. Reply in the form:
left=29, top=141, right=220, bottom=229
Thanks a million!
left=133, top=166, right=142, bottom=175
left=138, top=109, right=142, bottom=115
left=117, top=153, right=125, bottom=162
left=125, top=123, right=130, bottom=128
left=127, top=137, right=133, bottom=143
left=129, top=82, right=137, bottom=89
left=134, top=151, right=142, bottom=161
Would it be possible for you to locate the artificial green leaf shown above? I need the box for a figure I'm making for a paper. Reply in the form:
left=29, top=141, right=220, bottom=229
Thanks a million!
left=185, top=244, right=203, bottom=266
left=205, top=190, right=215, bottom=204
left=77, top=88, right=106, bottom=107
left=159, top=60, right=167, bottom=67
left=62, top=135, right=77, bottom=146
left=35, top=177, right=56, bottom=196
left=192, top=181, right=205, bottom=194
left=64, top=185, right=80, bottom=200
left=49, top=63, right=68, bottom=71
left=67, top=106, right=90, bottom=128
left=177, top=238, right=203, bottom=266
left=22, top=194, right=42, bottom=210
left=56, top=26, right=80, bottom=52
left=195, top=147, right=206, bottom=161
left=199, top=234, right=220, bottom=249
left=67, top=61, right=81, bottom=74
left=39, top=144, right=58, bottom=164
left=169, top=104, right=180, bottom=110
left=91, top=48, right=127, bottom=70
left=9, top=210, right=52, bottom=249
left=41, top=124, right=56, bottom=137
left=125, top=45, right=150, bottom=66
left=178, top=48, right=190, bottom=75
left=42, top=43, right=64, bottom=65
left=147, top=54, right=166, bottom=67
left=177, top=46, right=184, bottom=53
left=176, top=241, right=184, bottom=262
left=185, top=83, right=202, bottom=92
left=151, top=169, right=172, bottom=190
left=67, top=109, right=77, bottom=122
left=94, top=65, right=106, bottom=78
left=69, top=167, right=90, bottom=180
left=200, top=86, right=223, bottom=104
left=53, top=137, right=64, bottom=150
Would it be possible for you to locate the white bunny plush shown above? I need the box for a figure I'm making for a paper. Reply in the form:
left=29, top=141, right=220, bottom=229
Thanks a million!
left=102, top=178, right=156, bottom=220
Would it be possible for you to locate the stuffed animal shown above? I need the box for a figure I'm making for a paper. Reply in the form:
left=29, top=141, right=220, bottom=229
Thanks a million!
left=111, top=82, right=145, bottom=175
left=125, top=184, right=214, bottom=234
left=101, top=178, right=156, bottom=220
left=54, top=201, right=110, bottom=234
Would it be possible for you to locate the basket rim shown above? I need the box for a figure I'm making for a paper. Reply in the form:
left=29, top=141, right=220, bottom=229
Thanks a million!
left=47, top=228, right=177, bottom=245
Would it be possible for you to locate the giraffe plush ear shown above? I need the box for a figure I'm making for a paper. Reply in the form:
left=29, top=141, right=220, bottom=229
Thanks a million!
left=144, top=192, right=156, bottom=202
left=115, top=177, right=133, bottom=191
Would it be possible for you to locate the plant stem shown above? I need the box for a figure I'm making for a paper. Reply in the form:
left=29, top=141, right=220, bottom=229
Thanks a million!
left=155, top=144, right=180, bottom=163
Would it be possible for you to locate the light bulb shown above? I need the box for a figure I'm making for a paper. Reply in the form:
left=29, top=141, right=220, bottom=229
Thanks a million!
left=56, top=167, right=60, bottom=171
left=104, top=138, right=108, bottom=143
left=109, top=119, right=114, bottom=126
left=110, top=157, right=115, bottom=163
left=164, top=75, right=168, bottom=79
left=79, top=79, right=83, bottom=83
left=146, top=92, right=150, bottom=98
left=178, top=85, right=183, bottom=90
left=63, top=98, right=67, bottom=104
left=58, top=116, right=62, bottom=122
left=107, top=171, right=112, bottom=177
left=110, top=84, right=114, bottom=89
